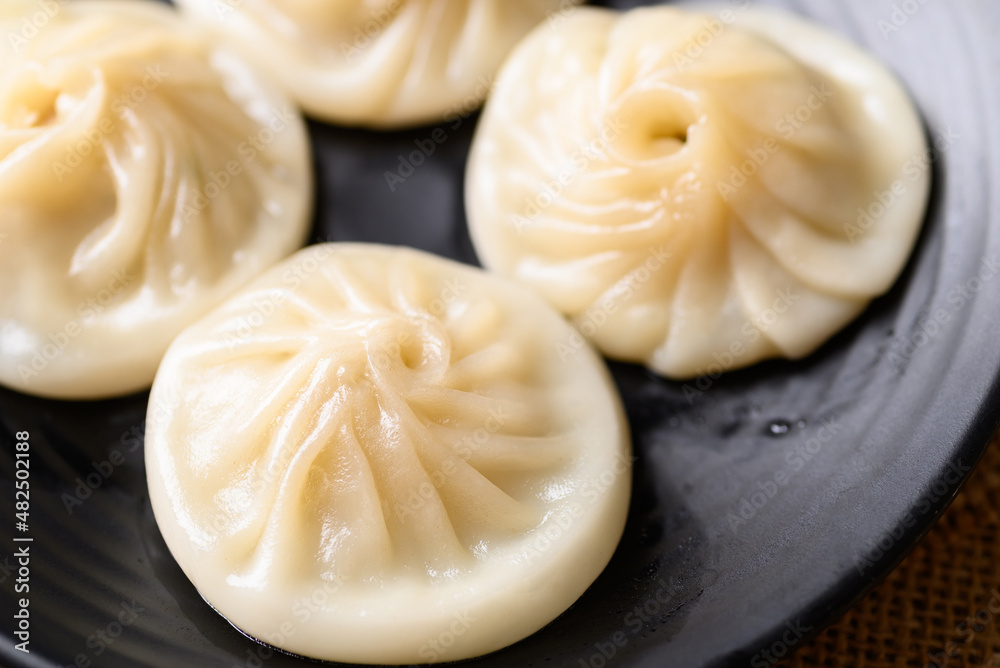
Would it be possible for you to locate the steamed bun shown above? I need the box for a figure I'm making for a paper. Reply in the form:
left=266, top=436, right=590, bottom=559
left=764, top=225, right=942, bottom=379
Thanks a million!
left=146, top=243, right=631, bottom=664
left=174, top=0, right=583, bottom=128
left=466, top=6, right=930, bottom=378
left=0, top=0, right=312, bottom=399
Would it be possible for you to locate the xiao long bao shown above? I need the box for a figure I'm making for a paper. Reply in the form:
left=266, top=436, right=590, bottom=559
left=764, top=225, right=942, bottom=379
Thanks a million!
left=146, top=243, right=631, bottom=664
left=466, top=6, right=930, bottom=379
left=174, top=0, right=583, bottom=128
left=0, top=0, right=312, bottom=399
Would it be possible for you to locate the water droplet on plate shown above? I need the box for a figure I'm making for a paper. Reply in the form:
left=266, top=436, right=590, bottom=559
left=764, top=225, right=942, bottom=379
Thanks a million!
left=767, top=420, right=791, bottom=436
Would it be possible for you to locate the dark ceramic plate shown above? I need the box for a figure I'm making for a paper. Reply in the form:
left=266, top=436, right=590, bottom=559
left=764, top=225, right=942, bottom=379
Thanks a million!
left=2, top=0, right=999, bottom=666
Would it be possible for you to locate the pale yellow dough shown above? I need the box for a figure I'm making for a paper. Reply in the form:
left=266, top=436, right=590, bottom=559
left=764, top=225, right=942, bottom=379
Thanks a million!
left=466, top=6, right=931, bottom=378
left=0, top=0, right=312, bottom=399
left=145, top=243, right=631, bottom=664
left=174, top=0, right=582, bottom=128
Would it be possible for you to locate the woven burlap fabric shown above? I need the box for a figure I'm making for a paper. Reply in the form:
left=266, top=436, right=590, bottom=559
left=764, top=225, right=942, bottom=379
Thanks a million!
left=783, top=432, right=1000, bottom=667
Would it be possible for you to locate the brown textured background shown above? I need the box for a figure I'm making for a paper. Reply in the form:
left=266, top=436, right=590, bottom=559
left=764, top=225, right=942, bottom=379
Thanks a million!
left=782, top=431, right=1000, bottom=668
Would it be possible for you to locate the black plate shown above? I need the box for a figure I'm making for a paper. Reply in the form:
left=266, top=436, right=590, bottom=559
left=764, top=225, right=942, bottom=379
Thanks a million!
left=2, top=0, right=1000, bottom=666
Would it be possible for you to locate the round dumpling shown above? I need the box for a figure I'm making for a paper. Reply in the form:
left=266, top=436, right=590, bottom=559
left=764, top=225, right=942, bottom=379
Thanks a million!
left=0, top=0, right=312, bottom=399
left=174, top=0, right=583, bottom=128
left=466, top=6, right=931, bottom=378
left=145, top=243, right=631, bottom=664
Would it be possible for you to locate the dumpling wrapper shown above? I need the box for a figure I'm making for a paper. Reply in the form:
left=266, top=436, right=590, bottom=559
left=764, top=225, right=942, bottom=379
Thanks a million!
left=145, top=243, right=631, bottom=665
left=466, top=5, right=931, bottom=378
left=0, top=0, right=312, bottom=399
left=173, top=0, right=583, bottom=128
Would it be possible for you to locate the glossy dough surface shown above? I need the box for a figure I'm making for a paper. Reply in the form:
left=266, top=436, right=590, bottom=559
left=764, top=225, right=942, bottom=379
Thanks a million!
left=0, top=0, right=311, bottom=399
left=466, top=6, right=930, bottom=378
left=146, top=244, right=631, bottom=664
left=174, top=0, right=582, bottom=128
